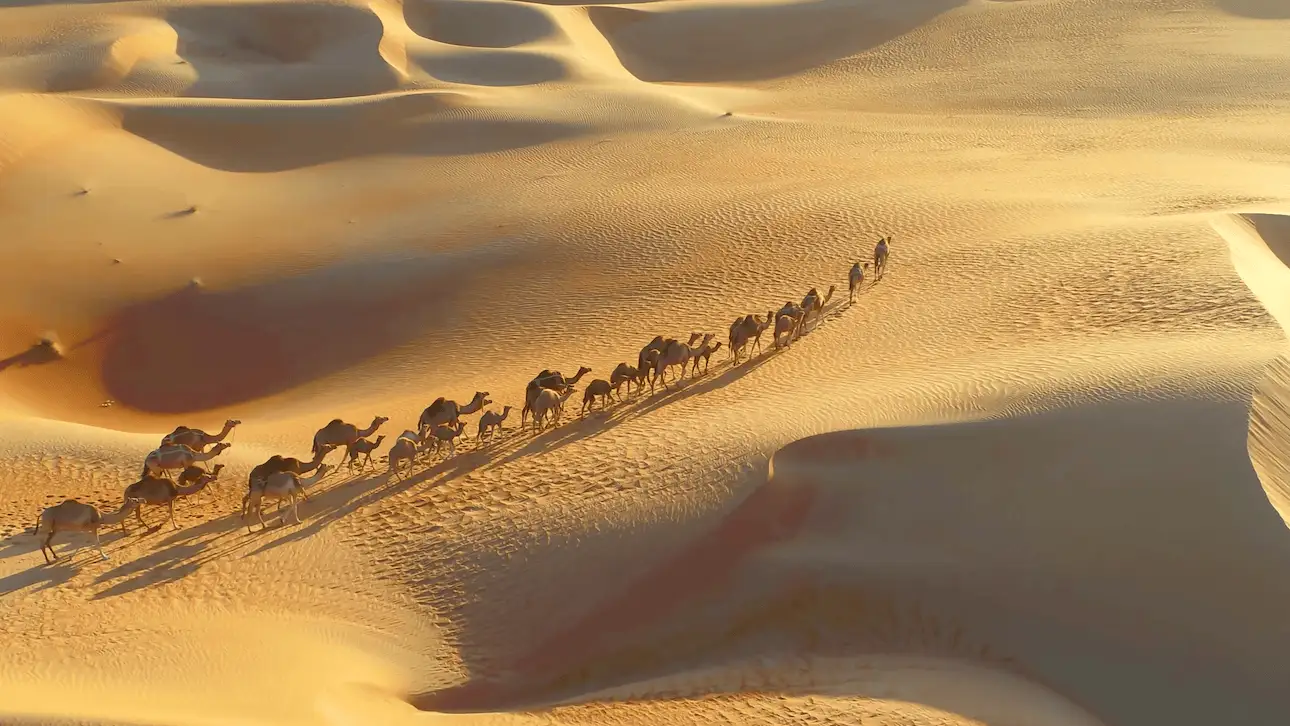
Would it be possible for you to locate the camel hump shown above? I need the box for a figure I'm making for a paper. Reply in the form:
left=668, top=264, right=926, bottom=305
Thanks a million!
left=325, top=418, right=343, bottom=427
left=169, top=426, right=191, bottom=436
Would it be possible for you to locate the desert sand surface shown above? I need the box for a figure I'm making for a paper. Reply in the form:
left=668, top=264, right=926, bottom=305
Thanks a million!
left=3, top=0, right=1290, bottom=724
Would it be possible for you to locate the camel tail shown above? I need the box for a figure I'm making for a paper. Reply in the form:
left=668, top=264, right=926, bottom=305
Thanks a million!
left=33, top=512, right=41, bottom=536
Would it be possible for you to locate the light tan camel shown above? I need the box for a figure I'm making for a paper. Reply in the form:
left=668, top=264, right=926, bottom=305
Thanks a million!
left=800, top=285, right=836, bottom=335
left=245, top=464, right=332, bottom=532
left=522, top=366, right=591, bottom=427
left=610, top=363, right=639, bottom=400
left=874, top=236, right=890, bottom=279
left=429, top=419, right=466, bottom=458
left=312, top=415, right=388, bottom=463
left=123, top=464, right=223, bottom=532
left=640, top=333, right=702, bottom=394
left=35, top=498, right=140, bottom=563
left=652, top=334, right=713, bottom=392
left=242, top=450, right=326, bottom=518
left=690, top=339, right=724, bottom=376
left=344, top=435, right=385, bottom=472
left=160, top=419, right=240, bottom=451
left=581, top=379, right=613, bottom=415
left=141, top=442, right=231, bottom=479
left=774, top=302, right=805, bottom=349
left=418, top=392, right=491, bottom=437
left=531, top=387, right=574, bottom=432
left=387, top=431, right=423, bottom=479
left=477, top=406, right=512, bottom=441
left=730, top=312, right=772, bottom=363
left=849, top=262, right=869, bottom=303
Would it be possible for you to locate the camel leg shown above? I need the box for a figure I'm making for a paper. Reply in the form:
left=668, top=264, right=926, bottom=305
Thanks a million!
left=256, top=504, right=268, bottom=532
left=135, top=505, right=147, bottom=530
left=289, top=494, right=302, bottom=525
left=93, top=527, right=108, bottom=560
left=168, top=500, right=178, bottom=530
left=41, top=530, right=56, bottom=564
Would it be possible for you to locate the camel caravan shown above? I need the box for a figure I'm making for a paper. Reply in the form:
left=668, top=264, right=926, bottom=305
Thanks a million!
left=33, top=240, right=892, bottom=562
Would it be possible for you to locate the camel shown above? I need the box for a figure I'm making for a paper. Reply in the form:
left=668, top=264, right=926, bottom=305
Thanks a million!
left=123, top=464, right=223, bottom=532
left=312, top=415, right=388, bottom=463
left=637, top=336, right=666, bottom=380
left=418, top=392, right=491, bottom=437
left=521, top=366, right=591, bottom=427
left=242, top=450, right=326, bottom=519
left=344, top=435, right=385, bottom=472
left=428, top=420, right=466, bottom=458
left=477, top=406, right=512, bottom=441
left=690, top=339, right=724, bottom=376
left=35, top=498, right=140, bottom=563
left=387, top=431, right=423, bottom=479
left=800, top=285, right=836, bottom=335
left=730, top=313, right=772, bottom=363
left=530, top=387, right=573, bottom=432
left=581, top=379, right=613, bottom=415
left=141, top=442, right=230, bottom=479
left=774, top=302, right=805, bottom=349
left=245, top=464, right=332, bottom=532
left=652, top=334, right=713, bottom=392
left=849, top=262, right=869, bottom=303
left=609, top=363, right=639, bottom=400
left=873, top=236, right=890, bottom=279
left=161, top=419, right=240, bottom=452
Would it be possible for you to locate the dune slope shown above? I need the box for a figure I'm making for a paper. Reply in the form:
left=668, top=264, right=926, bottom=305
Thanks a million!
left=4, top=1, right=1290, bottom=725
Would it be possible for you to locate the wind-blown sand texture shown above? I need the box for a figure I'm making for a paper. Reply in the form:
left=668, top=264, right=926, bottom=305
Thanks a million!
left=4, top=0, right=1290, bottom=724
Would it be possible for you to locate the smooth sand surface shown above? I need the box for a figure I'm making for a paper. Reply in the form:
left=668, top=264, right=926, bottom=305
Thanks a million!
left=4, top=0, right=1290, bottom=724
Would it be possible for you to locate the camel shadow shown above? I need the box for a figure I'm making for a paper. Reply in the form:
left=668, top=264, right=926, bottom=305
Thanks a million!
left=91, top=508, right=250, bottom=599
left=0, top=339, right=62, bottom=373
left=244, top=449, right=486, bottom=559
left=0, top=557, right=79, bottom=594
left=475, top=352, right=778, bottom=475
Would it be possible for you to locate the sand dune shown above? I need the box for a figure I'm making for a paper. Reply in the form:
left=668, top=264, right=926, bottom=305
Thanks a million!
left=4, top=0, right=1290, bottom=725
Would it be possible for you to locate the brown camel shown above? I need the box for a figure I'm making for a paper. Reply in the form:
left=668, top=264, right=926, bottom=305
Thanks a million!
left=161, top=419, right=240, bottom=451
left=428, top=419, right=466, bottom=458
left=730, top=312, right=772, bottom=363
left=581, top=379, right=613, bottom=415
left=123, top=464, right=223, bottom=532
left=245, top=464, right=332, bottom=532
left=521, top=366, right=591, bottom=427
left=774, top=301, right=805, bottom=349
left=849, top=262, right=869, bottom=303
left=312, top=415, right=388, bottom=463
left=141, top=442, right=231, bottom=479
left=690, top=339, right=724, bottom=376
left=418, top=392, right=491, bottom=437
left=477, top=406, right=512, bottom=441
left=610, top=363, right=639, bottom=400
left=800, top=285, right=836, bottom=335
left=345, top=435, right=385, bottom=472
left=531, top=387, right=574, bottom=432
left=242, top=450, right=326, bottom=518
left=35, top=498, right=140, bottom=563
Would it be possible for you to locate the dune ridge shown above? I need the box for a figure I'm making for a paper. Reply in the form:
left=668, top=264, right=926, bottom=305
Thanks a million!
left=5, top=0, right=1290, bottom=725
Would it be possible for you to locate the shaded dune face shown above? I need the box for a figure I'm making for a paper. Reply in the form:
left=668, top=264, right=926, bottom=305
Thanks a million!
left=97, top=252, right=486, bottom=413
left=164, top=2, right=402, bottom=99
left=118, top=97, right=588, bottom=173
left=402, top=0, right=564, bottom=48
left=587, top=0, right=968, bottom=83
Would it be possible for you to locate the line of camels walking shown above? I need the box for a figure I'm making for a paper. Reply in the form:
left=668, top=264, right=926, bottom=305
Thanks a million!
left=33, top=240, right=892, bottom=564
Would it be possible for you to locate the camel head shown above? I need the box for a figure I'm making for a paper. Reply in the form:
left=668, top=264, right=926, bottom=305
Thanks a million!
left=208, top=463, right=226, bottom=479
left=371, top=415, right=390, bottom=428
left=500, top=405, right=512, bottom=418
left=373, top=435, right=386, bottom=448
left=571, top=366, right=592, bottom=383
left=225, top=419, right=241, bottom=428
left=210, top=442, right=232, bottom=455
left=686, top=332, right=702, bottom=346
left=701, top=332, right=716, bottom=346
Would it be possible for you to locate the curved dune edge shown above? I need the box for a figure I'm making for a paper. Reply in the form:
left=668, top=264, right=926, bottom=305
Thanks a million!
left=1214, top=213, right=1290, bottom=528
